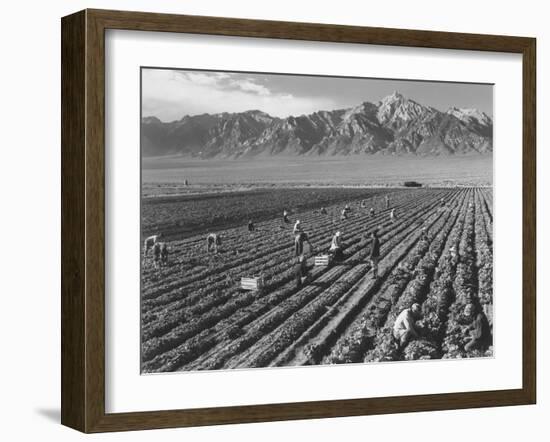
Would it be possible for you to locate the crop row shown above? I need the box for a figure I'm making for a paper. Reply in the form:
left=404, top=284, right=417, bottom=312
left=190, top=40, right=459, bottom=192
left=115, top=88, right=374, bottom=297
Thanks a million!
left=142, top=187, right=393, bottom=239
left=362, top=190, right=471, bottom=362
left=143, top=190, right=438, bottom=334
left=441, top=190, right=492, bottom=358
left=141, top=190, right=437, bottom=339
left=142, top=191, right=410, bottom=310
left=141, top=189, right=408, bottom=294
left=322, top=189, right=467, bottom=364
left=394, top=190, right=473, bottom=360
left=187, top=190, right=458, bottom=371
left=270, top=189, right=467, bottom=366
left=141, top=190, right=453, bottom=371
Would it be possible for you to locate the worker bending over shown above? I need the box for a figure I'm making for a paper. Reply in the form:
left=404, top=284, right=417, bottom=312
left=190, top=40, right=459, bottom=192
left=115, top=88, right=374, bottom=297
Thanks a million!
left=283, top=209, right=290, bottom=224
left=420, top=227, right=429, bottom=242
left=463, top=303, right=491, bottom=352
left=152, top=242, right=162, bottom=269
left=393, top=303, right=422, bottom=349
left=143, top=233, right=163, bottom=258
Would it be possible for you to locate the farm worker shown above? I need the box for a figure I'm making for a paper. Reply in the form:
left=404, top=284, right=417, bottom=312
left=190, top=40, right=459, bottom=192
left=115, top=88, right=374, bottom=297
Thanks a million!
left=283, top=209, right=290, bottom=224
left=390, top=209, right=396, bottom=223
left=143, top=233, right=162, bottom=258
left=295, top=255, right=310, bottom=289
left=463, top=303, right=491, bottom=352
left=440, top=197, right=446, bottom=208
left=385, top=195, right=390, bottom=209
left=152, top=242, right=162, bottom=269
left=340, top=208, right=347, bottom=221
left=293, top=219, right=303, bottom=236
left=370, top=207, right=375, bottom=217
left=248, top=220, right=255, bottom=232
left=369, top=230, right=381, bottom=278
left=160, top=242, right=169, bottom=266
left=393, top=303, right=422, bottom=349
left=294, top=232, right=312, bottom=257
left=420, top=227, right=429, bottom=242
left=329, top=231, right=344, bottom=261
left=206, top=233, right=222, bottom=253
left=344, top=204, right=350, bottom=212
left=320, top=207, right=328, bottom=215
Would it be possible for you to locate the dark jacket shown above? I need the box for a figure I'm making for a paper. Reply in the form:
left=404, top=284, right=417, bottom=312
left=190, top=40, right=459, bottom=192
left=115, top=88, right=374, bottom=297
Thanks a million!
left=470, top=312, right=491, bottom=342
left=152, top=242, right=161, bottom=258
left=370, top=237, right=381, bottom=258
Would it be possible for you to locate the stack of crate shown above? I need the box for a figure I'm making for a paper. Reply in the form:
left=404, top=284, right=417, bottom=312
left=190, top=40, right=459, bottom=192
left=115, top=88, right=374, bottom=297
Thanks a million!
left=314, top=254, right=332, bottom=266
left=240, top=276, right=265, bottom=291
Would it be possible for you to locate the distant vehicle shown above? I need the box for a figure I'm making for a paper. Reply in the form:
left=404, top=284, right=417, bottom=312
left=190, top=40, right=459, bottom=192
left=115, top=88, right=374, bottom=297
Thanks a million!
left=403, top=181, right=423, bottom=187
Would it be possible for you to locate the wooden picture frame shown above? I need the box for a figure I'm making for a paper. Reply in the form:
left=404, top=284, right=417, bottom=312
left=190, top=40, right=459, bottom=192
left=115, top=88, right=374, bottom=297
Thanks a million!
left=61, top=8, right=536, bottom=433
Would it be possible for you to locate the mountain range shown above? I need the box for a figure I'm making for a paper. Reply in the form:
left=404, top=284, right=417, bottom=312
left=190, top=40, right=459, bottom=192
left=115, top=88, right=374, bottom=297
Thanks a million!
left=141, top=92, right=493, bottom=158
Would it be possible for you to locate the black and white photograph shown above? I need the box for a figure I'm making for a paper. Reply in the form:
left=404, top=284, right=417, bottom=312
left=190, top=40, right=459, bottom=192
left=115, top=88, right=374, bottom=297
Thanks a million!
left=140, top=68, right=494, bottom=373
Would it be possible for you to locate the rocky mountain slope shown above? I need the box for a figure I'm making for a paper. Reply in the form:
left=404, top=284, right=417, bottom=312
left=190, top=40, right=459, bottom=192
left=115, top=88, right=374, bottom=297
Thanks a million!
left=142, top=92, right=493, bottom=158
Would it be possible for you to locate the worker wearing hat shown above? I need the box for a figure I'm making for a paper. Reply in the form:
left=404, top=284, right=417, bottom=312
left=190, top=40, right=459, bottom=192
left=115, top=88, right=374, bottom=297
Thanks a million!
left=329, top=231, right=344, bottom=261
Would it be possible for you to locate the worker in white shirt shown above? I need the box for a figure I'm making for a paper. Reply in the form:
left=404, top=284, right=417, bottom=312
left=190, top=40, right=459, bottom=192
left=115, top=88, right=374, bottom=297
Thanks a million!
left=393, top=303, right=422, bottom=349
left=329, top=231, right=344, bottom=261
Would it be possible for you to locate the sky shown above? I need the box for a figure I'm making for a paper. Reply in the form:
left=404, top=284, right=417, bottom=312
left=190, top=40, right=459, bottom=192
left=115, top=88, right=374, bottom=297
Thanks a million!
left=142, top=68, right=493, bottom=122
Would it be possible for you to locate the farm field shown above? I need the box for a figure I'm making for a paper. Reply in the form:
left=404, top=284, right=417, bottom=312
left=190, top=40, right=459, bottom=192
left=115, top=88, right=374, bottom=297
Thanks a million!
left=142, top=186, right=393, bottom=239
left=141, top=186, right=493, bottom=373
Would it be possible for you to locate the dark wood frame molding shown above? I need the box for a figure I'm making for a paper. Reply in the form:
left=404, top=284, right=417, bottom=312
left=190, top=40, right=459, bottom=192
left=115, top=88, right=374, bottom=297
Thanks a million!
left=61, top=9, right=536, bottom=433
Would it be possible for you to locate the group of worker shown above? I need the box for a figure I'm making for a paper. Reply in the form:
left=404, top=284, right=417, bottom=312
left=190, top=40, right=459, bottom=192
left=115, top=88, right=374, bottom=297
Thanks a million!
left=291, top=216, right=382, bottom=288
left=143, top=192, right=488, bottom=354
left=143, top=234, right=169, bottom=269
left=340, top=196, right=395, bottom=223
left=340, top=204, right=351, bottom=220
left=392, top=301, right=491, bottom=352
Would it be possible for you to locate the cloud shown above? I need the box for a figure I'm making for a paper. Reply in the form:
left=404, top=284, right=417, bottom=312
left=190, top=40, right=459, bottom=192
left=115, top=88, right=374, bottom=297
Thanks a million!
left=142, top=69, right=336, bottom=121
left=172, top=71, right=272, bottom=96
left=231, top=78, right=271, bottom=96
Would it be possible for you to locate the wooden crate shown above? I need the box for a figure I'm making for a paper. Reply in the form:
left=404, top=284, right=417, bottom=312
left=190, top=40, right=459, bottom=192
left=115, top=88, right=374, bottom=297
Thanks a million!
left=314, top=254, right=332, bottom=266
left=240, top=276, right=264, bottom=291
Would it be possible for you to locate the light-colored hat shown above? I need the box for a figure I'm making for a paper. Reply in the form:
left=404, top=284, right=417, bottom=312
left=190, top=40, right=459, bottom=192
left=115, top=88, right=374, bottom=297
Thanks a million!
left=336, top=231, right=341, bottom=236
